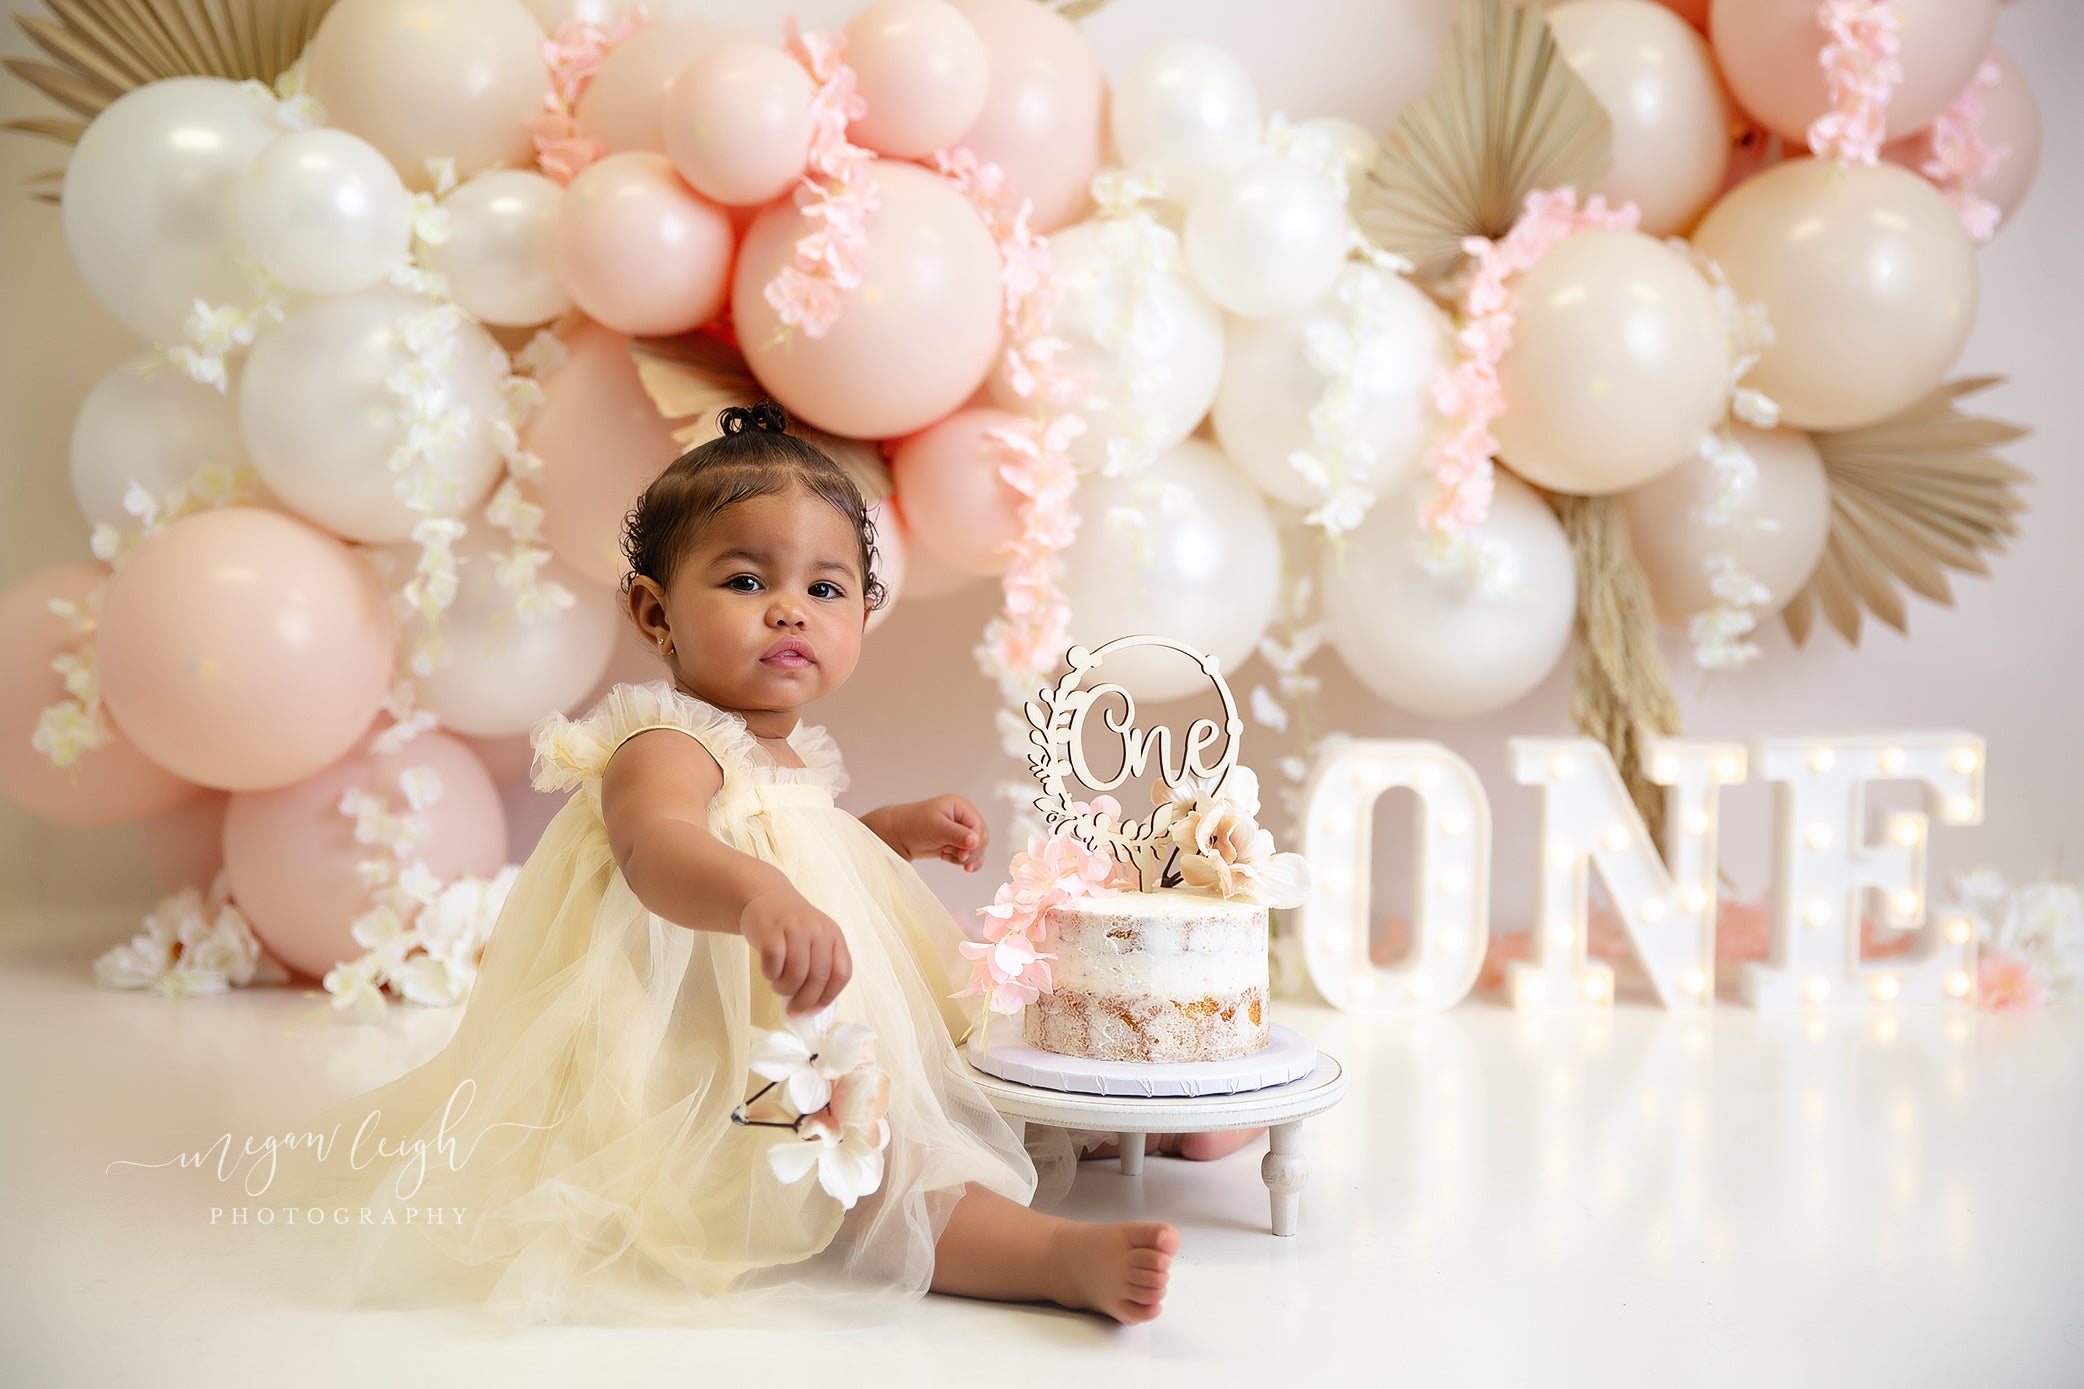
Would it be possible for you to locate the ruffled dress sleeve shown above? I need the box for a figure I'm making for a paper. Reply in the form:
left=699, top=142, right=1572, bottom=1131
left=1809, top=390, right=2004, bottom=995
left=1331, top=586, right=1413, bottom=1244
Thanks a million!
left=528, top=681, right=763, bottom=811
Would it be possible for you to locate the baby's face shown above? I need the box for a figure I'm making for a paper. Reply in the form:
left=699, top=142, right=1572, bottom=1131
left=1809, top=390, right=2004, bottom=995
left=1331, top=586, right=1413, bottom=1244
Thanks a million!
left=658, top=485, right=868, bottom=718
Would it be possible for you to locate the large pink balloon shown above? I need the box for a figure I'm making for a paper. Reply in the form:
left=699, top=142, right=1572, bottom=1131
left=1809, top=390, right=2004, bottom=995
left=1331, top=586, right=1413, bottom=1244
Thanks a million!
left=733, top=160, right=1005, bottom=439
left=576, top=19, right=751, bottom=155
left=948, top=0, right=1107, bottom=233
left=1883, top=49, right=2042, bottom=236
left=136, top=789, right=230, bottom=891
left=0, top=563, right=198, bottom=826
left=1693, top=157, right=1977, bottom=431
left=224, top=729, right=506, bottom=980
left=554, top=153, right=734, bottom=336
left=303, top=0, right=547, bottom=191
left=892, top=509, right=987, bottom=601
left=664, top=40, right=816, bottom=207
left=1710, top=0, right=2001, bottom=148
left=844, top=0, right=990, bottom=159
left=523, top=321, right=684, bottom=587
left=98, top=509, right=397, bottom=791
left=889, top=408, right=1026, bottom=576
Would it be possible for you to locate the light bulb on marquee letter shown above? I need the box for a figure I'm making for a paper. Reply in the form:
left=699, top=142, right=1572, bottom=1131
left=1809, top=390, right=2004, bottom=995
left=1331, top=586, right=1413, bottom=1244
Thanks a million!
left=1299, top=738, right=1492, bottom=1014
left=1741, top=734, right=1984, bottom=1012
left=1508, top=737, right=1743, bottom=1011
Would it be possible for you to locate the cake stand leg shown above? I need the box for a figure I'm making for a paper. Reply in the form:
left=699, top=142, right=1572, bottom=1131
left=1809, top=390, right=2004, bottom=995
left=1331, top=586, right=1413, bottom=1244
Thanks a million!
left=1262, top=1122, right=1306, bottom=1236
left=1118, top=1132, right=1144, bottom=1176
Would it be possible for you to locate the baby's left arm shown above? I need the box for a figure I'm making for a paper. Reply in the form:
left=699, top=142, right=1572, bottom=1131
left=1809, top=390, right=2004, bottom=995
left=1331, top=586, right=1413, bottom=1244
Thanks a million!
left=860, top=795, right=988, bottom=872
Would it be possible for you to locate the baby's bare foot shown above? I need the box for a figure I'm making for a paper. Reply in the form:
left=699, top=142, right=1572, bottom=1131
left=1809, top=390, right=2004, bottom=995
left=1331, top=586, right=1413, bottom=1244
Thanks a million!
left=1046, top=1219, right=1180, bottom=1324
left=1176, top=1127, right=1265, bottom=1161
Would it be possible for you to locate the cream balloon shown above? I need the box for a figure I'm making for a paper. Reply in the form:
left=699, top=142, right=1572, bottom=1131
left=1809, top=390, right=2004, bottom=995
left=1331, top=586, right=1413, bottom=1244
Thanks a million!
left=1622, top=423, right=1830, bottom=624
left=60, top=78, right=279, bottom=343
left=69, top=357, right=248, bottom=532
left=1212, top=263, right=1448, bottom=510
left=424, top=170, right=572, bottom=327
left=1491, top=229, right=1731, bottom=495
left=235, top=128, right=413, bottom=295
left=1299, top=116, right=1379, bottom=197
left=1322, top=474, right=1578, bottom=719
left=1109, top=40, right=1263, bottom=206
left=1547, top=0, right=1732, bottom=236
left=238, top=289, right=509, bottom=543
left=1183, top=152, right=1350, bottom=320
left=988, top=218, right=1224, bottom=474
left=1057, top=441, right=1281, bottom=705
left=1692, top=157, right=1977, bottom=431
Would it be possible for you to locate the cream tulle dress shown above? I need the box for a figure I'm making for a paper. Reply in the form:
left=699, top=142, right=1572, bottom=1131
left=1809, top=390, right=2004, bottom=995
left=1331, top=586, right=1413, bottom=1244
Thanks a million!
left=265, top=681, right=1078, bottom=1328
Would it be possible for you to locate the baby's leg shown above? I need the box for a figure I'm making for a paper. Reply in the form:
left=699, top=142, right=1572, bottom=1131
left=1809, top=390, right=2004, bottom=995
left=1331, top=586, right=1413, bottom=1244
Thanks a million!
left=1079, top=1128, right=1267, bottom=1161
left=930, top=1184, right=1179, bottom=1324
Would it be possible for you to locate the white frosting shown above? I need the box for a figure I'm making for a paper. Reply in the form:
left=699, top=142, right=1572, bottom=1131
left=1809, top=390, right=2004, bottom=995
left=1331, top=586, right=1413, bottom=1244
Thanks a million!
left=1042, top=889, right=1267, bottom=999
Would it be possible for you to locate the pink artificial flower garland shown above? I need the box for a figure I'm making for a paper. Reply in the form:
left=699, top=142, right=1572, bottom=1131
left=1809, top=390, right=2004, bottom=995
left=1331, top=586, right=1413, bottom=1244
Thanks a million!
left=761, top=23, right=879, bottom=342
left=1422, top=187, right=1639, bottom=536
left=528, top=12, right=647, bottom=185
left=1922, top=54, right=2009, bottom=243
left=957, top=821, right=1123, bottom=1016
left=1807, top=0, right=1904, bottom=167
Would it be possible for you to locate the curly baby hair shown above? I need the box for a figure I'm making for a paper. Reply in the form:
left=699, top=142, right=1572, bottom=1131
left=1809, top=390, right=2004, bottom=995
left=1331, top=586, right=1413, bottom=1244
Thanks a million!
left=620, top=400, right=888, bottom=612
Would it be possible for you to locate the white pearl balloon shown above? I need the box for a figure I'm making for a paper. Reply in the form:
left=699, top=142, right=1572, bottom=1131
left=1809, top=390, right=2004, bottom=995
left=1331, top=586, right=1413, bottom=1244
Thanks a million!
left=1212, top=263, right=1449, bottom=509
left=1323, top=473, right=1578, bottom=718
left=1298, top=115, right=1379, bottom=197
left=522, top=0, right=636, bottom=24
left=424, top=170, right=572, bottom=327
left=1184, top=152, right=1351, bottom=319
left=239, top=289, right=508, bottom=543
left=236, top=128, right=414, bottom=296
left=70, top=358, right=249, bottom=532
left=61, top=77, right=280, bottom=343
left=1108, top=40, right=1262, bottom=206
left=1058, top=440, right=1281, bottom=705
left=988, top=218, right=1223, bottom=474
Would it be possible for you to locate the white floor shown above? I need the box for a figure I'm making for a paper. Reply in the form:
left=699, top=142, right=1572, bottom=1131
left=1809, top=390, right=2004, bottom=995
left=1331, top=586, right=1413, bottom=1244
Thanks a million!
left=5, top=914, right=2081, bottom=1388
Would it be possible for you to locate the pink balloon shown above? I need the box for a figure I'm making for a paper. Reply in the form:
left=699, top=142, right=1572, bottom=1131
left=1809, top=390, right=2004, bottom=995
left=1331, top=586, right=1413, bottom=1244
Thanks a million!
left=865, top=498, right=907, bottom=634
left=462, top=731, right=536, bottom=786
left=224, top=728, right=506, bottom=980
left=0, top=563, right=198, bottom=826
left=1882, top=49, right=2041, bottom=235
left=574, top=18, right=753, bottom=155
left=1710, top=0, right=2001, bottom=147
left=844, top=0, right=991, bottom=159
left=889, top=408, right=1026, bottom=575
left=523, top=321, right=685, bottom=587
left=948, top=0, right=1107, bottom=233
left=98, top=508, right=397, bottom=792
left=733, top=160, right=1004, bottom=439
left=664, top=40, right=816, bottom=207
left=135, top=789, right=230, bottom=891
left=890, top=508, right=986, bottom=600
left=554, top=152, right=734, bottom=336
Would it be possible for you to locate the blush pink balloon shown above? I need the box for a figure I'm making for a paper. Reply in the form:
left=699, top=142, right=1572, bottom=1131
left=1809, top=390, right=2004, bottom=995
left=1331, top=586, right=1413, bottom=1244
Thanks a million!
left=0, top=563, right=198, bottom=826
left=844, top=0, right=990, bottom=159
left=1883, top=49, right=2042, bottom=235
left=98, top=509, right=396, bottom=792
left=554, top=152, right=734, bottom=336
left=1710, top=0, right=2001, bottom=147
left=889, top=408, right=1026, bottom=576
left=575, top=18, right=753, bottom=154
left=135, top=789, right=230, bottom=891
left=733, top=160, right=1004, bottom=439
left=948, top=0, right=1107, bottom=233
left=664, top=39, right=816, bottom=207
left=223, top=728, right=506, bottom=980
left=523, top=321, right=685, bottom=587
left=890, top=507, right=986, bottom=600
left=865, top=498, right=907, bottom=634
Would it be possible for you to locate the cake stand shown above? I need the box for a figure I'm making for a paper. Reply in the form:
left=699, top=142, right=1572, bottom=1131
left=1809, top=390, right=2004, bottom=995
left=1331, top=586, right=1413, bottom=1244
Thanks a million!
left=956, top=1049, right=1346, bottom=1237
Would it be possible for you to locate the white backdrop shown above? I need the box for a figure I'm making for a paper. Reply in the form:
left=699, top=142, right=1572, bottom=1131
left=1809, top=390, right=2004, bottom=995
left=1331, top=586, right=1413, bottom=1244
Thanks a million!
left=2, top=0, right=2078, bottom=940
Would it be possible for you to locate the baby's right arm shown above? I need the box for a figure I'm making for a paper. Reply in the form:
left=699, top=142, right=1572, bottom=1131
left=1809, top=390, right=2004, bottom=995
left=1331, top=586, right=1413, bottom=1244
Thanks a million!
left=600, top=728, right=852, bottom=1014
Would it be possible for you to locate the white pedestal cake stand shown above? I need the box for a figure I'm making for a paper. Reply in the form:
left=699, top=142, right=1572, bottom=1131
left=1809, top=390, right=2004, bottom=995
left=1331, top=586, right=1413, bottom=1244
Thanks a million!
left=955, top=1049, right=1346, bottom=1237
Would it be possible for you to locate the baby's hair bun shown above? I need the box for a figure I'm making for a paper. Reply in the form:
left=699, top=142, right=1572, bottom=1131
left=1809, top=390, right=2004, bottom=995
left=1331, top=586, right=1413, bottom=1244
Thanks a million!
left=718, top=400, right=790, bottom=436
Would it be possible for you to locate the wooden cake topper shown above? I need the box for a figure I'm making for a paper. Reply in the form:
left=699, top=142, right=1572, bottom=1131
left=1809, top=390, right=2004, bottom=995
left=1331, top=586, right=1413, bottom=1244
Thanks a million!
left=1024, top=635, right=1244, bottom=890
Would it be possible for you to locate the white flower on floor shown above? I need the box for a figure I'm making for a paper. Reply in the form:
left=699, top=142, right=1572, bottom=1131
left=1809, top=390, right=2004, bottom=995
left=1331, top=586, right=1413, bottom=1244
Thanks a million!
left=93, top=875, right=276, bottom=995
left=747, top=1006, right=875, bottom=1115
left=768, top=1065, right=894, bottom=1211
left=1947, top=866, right=2084, bottom=1006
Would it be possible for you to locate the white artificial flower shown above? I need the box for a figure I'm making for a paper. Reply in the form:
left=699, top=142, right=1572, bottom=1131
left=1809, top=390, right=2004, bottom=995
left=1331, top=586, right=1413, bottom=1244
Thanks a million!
left=747, top=1007, right=874, bottom=1116
left=388, top=953, right=466, bottom=1008
left=323, top=953, right=390, bottom=1019
left=766, top=1065, right=893, bottom=1211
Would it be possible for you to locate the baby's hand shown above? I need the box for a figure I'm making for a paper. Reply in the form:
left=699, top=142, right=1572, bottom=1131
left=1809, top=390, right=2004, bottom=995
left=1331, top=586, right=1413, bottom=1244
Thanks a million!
left=741, top=890, right=852, bottom=1015
left=906, top=794, right=988, bottom=872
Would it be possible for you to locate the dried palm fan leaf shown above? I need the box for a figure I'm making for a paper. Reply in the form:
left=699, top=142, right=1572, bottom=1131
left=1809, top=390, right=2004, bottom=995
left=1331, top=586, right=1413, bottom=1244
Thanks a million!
left=1043, top=0, right=1115, bottom=19
left=1782, top=377, right=2030, bottom=646
left=1354, top=0, right=1611, bottom=291
left=626, top=334, right=893, bottom=504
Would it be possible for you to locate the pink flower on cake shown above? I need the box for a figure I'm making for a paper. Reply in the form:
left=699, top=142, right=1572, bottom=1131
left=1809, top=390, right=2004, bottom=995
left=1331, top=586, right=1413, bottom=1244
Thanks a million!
left=959, top=829, right=1121, bottom=1015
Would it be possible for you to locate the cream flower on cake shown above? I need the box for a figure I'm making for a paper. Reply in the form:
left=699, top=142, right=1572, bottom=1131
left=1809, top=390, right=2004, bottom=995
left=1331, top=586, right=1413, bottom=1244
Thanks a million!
left=1158, top=765, right=1310, bottom=909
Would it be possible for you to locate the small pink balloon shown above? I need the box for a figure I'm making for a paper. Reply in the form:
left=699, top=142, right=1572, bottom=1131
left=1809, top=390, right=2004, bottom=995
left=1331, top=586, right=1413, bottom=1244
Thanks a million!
left=463, top=731, right=536, bottom=786
left=554, top=152, right=734, bottom=336
left=664, top=40, right=816, bottom=207
left=889, top=408, right=1026, bottom=576
left=576, top=18, right=753, bottom=155
left=844, top=0, right=990, bottom=159
left=523, top=321, right=685, bottom=587
left=1882, top=49, right=2041, bottom=235
left=0, top=562, right=199, bottom=826
left=224, top=728, right=506, bottom=980
left=733, top=160, right=1004, bottom=439
left=135, top=789, right=230, bottom=891
left=865, top=498, right=907, bottom=634
left=1710, top=0, right=2001, bottom=148
left=890, top=507, right=986, bottom=600
left=98, top=509, right=397, bottom=792
left=948, top=0, right=1107, bottom=233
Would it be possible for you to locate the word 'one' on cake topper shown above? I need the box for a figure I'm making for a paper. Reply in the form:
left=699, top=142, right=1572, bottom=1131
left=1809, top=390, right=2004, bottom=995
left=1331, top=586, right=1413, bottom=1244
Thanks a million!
left=1024, top=635, right=1244, bottom=891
